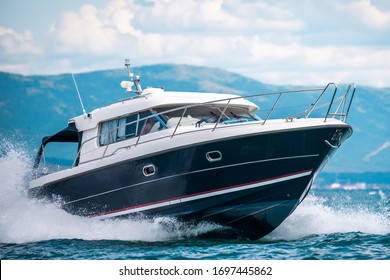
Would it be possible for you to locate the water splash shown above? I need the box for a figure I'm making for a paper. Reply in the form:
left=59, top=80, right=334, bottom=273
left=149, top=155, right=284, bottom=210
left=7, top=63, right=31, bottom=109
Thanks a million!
left=267, top=195, right=390, bottom=241
left=0, top=141, right=221, bottom=244
left=1, top=140, right=389, bottom=244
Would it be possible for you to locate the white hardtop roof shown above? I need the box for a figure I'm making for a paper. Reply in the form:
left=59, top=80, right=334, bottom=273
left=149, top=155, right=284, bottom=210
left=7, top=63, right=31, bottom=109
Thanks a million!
left=70, top=87, right=259, bottom=131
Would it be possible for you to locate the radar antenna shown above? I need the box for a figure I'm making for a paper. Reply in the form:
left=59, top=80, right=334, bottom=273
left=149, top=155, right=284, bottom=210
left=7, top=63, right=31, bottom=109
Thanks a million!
left=120, top=59, right=142, bottom=94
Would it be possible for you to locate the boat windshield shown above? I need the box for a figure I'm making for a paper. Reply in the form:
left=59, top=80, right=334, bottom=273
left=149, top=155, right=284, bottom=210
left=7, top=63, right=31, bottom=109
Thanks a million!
left=154, top=104, right=259, bottom=126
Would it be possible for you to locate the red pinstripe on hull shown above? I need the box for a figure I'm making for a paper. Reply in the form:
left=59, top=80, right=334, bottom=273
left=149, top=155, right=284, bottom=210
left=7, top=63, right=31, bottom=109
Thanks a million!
left=90, top=169, right=313, bottom=219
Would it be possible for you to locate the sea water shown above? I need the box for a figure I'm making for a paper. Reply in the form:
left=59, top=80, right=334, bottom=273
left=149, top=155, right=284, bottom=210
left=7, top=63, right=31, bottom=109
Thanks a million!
left=0, top=141, right=389, bottom=260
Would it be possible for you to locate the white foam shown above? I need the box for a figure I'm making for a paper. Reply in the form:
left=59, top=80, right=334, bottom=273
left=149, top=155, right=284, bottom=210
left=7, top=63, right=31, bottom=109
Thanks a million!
left=1, top=141, right=389, bottom=244
left=0, top=142, right=220, bottom=244
left=267, top=196, right=390, bottom=241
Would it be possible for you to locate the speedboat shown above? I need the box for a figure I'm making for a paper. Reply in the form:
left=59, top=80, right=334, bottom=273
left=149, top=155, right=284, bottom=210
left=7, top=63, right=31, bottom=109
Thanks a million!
left=29, top=62, right=356, bottom=240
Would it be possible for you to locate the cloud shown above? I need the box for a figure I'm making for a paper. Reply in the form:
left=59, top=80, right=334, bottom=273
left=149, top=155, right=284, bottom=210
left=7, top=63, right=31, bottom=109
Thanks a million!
left=335, top=0, right=390, bottom=29
left=1, top=0, right=389, bottom=87
left=133, top=0, right=304, bottom=34
left=364, top=141, right=390, bottom=161
left=50, top=4, right=123, bottom=54
left=48, top=0, right=305, bottom=56
left=0, top=26, right=42, bottom=56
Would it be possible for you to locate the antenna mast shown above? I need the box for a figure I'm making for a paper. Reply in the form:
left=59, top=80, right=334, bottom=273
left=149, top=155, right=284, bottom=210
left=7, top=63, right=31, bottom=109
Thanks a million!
left=125, top=58, right=131, bottom=76
left=121, top=58, right=142, bottom=94
left=71, top=71, right=87, bottom=118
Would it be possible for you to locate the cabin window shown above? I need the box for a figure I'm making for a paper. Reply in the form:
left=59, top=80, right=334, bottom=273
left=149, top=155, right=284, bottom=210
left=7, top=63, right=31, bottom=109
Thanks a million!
left=100, top=119, right=118, bottom=145
left=154, top=106, right=259, bottom=126
left=99, top=111, right=167, bottom=146
left=99, top=115, right=138, bottom=145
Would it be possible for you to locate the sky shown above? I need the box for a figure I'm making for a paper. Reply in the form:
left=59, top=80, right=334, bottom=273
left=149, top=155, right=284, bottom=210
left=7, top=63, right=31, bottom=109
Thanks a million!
left=1, top=0, right=390, bottom=87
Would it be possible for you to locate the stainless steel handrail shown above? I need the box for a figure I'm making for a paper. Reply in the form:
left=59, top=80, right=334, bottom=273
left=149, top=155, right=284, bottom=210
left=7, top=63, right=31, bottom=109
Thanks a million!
left=324, top=83, right=356, bottom=122
left=63, top=83, right=354, bottom=170
left=262, top=92, right=282, bottom=125
left=306, top=83, right=337, bottom=118
left=344, top=83, right=356, bottom=122
left=171, top=107, right=188, bottom=138
left=212, top=99, right=230, bottom=132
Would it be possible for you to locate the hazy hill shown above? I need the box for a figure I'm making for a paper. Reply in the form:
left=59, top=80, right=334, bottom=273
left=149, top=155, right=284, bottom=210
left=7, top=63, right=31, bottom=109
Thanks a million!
left=0, top=64, right=389, bottom=176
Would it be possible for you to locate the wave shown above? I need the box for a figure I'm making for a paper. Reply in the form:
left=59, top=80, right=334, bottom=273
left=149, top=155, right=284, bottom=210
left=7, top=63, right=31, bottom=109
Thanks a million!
left=1, top=140, right=389, bottom=244
left=0, top=141, right=221, bottom=244
left=267, top=196, right=390, bottom=241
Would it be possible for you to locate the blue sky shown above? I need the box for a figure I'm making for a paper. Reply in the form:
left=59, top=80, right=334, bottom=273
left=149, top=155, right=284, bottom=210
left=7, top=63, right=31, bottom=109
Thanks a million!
left=1, top=0, right=390, bottom=87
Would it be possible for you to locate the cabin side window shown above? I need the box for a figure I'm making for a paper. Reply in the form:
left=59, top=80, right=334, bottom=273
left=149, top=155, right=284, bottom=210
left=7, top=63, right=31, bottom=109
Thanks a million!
left=99, top=114, right=138, bottom=146
left=100, top=119, right=118, bottom=145
left=99, top=111, right=166, bottom=146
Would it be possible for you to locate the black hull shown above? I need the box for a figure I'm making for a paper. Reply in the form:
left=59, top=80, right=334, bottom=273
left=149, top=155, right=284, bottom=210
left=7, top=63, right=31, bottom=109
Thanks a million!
left=29, top=125, right=351, bottom=240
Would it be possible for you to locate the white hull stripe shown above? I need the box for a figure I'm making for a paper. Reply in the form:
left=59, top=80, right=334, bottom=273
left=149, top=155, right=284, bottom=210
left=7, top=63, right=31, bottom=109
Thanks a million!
left=90, top=169, right=313, bottom=219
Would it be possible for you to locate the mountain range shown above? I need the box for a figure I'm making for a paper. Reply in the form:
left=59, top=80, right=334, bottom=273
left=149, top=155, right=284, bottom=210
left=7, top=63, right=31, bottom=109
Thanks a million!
left=1, top=64, right=389, bottom=178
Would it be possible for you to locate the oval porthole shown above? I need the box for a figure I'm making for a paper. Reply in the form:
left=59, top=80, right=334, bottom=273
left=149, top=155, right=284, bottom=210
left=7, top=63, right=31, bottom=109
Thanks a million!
left=143, top=164, right=156, bottom=176
left=206, top=151, right=222, bottom=162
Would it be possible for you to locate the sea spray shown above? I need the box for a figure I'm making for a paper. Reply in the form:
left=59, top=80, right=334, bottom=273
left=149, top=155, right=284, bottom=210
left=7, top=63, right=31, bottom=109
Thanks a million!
left=266, top=195, right=390, bottom=241
left=1, top=142, right=390, bottom=259
left=1, top=140, right=389, bottom=245
left=0, top=141, right=222, bottom=244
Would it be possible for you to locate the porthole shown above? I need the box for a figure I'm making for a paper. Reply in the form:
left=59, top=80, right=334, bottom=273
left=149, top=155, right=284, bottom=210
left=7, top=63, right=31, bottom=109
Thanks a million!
left=143, top=164, right=156, bottom=176
left=206, top=151, right=222, bottom=162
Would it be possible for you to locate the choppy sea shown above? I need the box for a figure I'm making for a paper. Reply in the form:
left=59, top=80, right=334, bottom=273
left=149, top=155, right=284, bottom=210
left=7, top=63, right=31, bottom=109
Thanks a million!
left=1, top=141, right=389, bottom=260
